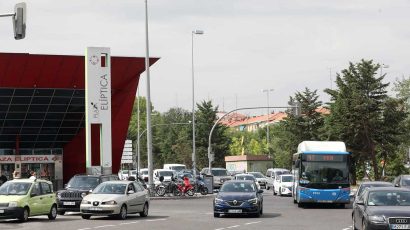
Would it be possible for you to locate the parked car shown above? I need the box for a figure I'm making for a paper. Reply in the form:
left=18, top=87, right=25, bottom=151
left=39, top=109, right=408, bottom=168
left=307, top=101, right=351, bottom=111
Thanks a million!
left=118, top=170, right=130, bottom=180
left=273, top=174, right=293, bottom=196
left=352, top=187, right=410, bottom=230
left=163, top=164, right=186, bottom=172
left=266, top=168, right=290, bottom=190
left=140, top=168, right=149, bottom=182
left=213, top=180, right=263, bottom=218
left=153, top=169, right=175, bottom=183
left=248, top=172, right=268, bottom=189
left=234, top=174, right=260, bottom=190
left=56, top=174, right=119, bottom=215
left=393, top=175, right=410, bottom=189
left=0, top=179, right=57, bottom=222
left=201, top=168, right=232, bottom=189
left=352, top=181, right=393, bottom=208
left=80, top=180, right=149, bottom=220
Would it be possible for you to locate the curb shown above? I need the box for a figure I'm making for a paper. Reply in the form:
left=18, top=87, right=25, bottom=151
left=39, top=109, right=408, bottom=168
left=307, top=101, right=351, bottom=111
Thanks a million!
left=151, top=194, right=215, bottom=200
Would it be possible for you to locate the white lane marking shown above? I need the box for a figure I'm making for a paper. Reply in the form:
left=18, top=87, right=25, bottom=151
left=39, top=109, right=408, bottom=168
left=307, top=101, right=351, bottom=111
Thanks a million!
left=214, top=228, right=225, bottom=230
left=245, top=221, right=261, bottom=225
left=119, top=221, right=139, bottom=225
left=78, top=228, right=91, bottom=230
left=205, top=212, right=213, bottom=215
left=146, top=218, right=167, bottom=222
left=226, top=225, right=240, bottom=229
left=342, top=228, right=351, bottom=230
left=93, top=225, right=115, bottom=229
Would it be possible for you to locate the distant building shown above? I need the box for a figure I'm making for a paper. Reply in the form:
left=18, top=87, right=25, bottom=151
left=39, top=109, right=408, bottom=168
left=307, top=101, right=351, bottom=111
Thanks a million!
left=225, top=155, right=273, bottom=173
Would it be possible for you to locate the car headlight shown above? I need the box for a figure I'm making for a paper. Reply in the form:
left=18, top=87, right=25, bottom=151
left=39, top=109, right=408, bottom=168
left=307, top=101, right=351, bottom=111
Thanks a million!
left=102, top=200, right=117, bottom=205
left=248, top=198, right=258, bottom=205
left=81, top=200, right=91, bottom=204
left=369, top=215, right=386, bottom=223
left=56, top=192, right=61, bottom=199
left=8, top=202, right=18, bottom=207
left=81, top=192, right=87, bottom=198
left=214, top=198, right=224, bottom=204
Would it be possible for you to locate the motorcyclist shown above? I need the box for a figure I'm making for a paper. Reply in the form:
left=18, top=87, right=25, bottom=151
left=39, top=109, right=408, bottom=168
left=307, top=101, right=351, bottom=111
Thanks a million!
left=183, top=176, right=193, bottom=194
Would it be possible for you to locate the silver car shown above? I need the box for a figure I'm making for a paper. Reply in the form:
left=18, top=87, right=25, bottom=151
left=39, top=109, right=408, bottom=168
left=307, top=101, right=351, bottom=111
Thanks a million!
left=80, top=181, right=149, bottom=220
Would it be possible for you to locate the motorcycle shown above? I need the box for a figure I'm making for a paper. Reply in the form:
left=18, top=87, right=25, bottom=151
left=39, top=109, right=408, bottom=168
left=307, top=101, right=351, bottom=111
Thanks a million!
left=193, top=179, right=208, bottom=195
left=155, top=176, right=179, bottom=197
left=173, top=180, right=194, bottom=196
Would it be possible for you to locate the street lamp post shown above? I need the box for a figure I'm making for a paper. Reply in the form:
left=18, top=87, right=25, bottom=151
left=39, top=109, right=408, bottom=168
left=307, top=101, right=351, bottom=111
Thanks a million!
left=262, top=89, right=274, bottom=156
left=144, top=0, right=154, bottom=189
left=191, top=29, right=204, bottom=179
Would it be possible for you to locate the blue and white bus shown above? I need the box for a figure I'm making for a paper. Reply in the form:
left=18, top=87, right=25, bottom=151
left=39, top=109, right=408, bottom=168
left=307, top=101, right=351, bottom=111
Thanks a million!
left=292, top=141, right=351, bottom=207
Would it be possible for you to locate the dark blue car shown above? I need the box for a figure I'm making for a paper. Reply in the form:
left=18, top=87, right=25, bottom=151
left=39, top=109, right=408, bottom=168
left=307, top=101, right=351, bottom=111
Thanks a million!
left=213, top=180, right=263, bottom=217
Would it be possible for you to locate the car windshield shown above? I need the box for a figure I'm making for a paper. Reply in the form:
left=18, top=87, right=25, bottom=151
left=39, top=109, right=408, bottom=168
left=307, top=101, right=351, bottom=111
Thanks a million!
left=93, top=183, right=127, bottom=194
left=159, top=171, right=174, bottom=177
left=249, top=172, right=264, bottom=178
left=357, top=184, right=393, bottom=198
left=301, top=161, right=349, bottom=185
left=171, top=166, right=185, bottom=171
left=212, top=169, right=228, bottom=176
left=220, top=182, right=256, bottom=193
left=236, top=175, right=255, bottom=181
left=282, top=175, right=293, bottom=182
left=67, top=176, right=100, bottom=189
left=367, top=191, right=410, bottom=206
left=0, top=182, right=31, bottom=195
left=402, top=179, right=410, bottom=186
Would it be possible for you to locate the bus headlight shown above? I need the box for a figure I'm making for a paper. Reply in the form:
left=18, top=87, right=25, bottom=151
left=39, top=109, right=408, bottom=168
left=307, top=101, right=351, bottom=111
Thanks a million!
left=369, top=215, right=386, bottom=223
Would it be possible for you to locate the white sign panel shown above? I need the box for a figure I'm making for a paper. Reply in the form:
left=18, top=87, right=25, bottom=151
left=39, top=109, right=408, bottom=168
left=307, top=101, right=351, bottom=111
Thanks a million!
left=85, top=47, right=112, bottom=173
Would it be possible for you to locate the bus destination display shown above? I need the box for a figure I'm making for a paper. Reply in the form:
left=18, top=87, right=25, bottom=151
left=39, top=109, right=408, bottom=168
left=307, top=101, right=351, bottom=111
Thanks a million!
left=304, top=154, right=345, bottom=162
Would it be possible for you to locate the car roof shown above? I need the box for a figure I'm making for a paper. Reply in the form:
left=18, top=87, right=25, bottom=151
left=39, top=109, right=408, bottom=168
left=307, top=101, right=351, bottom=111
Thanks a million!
left=248, top=172, right=263, bottom=174
left=280, top=174, right=293, bottom=177
left=235, top=174, right=255, bottom=177
left=360, top=181, right=393, bottom=185
left=225, top=180, right=255, bottom=184
left=100, top=180, right=134, bottom=185
left=365, top=187, right=410, bottom=192
left=10, top=179, right=52, bottom=184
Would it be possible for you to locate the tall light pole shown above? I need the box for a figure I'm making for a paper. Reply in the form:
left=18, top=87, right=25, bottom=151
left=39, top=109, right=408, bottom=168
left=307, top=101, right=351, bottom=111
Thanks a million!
left=144, top=0, right=154, bottom=189
left=262, top=89, right=274, bottom=156
left=136, top=90, right=140, bottom=173
left=191, top=29, right=204, bottom=179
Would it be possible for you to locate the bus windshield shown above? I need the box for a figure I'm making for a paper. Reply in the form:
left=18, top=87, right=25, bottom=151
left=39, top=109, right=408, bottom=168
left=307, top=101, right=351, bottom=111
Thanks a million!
left=300, top=155, right=349, bottom=188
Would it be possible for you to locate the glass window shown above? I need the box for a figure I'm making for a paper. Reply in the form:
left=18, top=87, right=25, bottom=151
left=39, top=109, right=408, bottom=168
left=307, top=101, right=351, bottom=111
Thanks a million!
left=67, top=176, right=100, bottom=189
left=282, top=175, right=293, bottom=182
left=101, top=177, right=110, bottom=182
left=211, top=169, right=228, bottom=176
left=134, top=182, right=143, bottom=192
left=127, top=184, right=135, bottom=192
left=31, top=183, right=41, bottom=196
left=41, top=182, right=52, bottom=194
left=367, top=191, right=410, bottom=206
left=93, top=183, right=126, bottom=194
left=220, top=182, right=256, bottom=192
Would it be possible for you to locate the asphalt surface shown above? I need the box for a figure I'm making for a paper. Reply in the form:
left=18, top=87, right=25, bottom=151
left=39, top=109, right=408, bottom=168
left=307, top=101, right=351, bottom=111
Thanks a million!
left=0, top=191, right=353, bottom=230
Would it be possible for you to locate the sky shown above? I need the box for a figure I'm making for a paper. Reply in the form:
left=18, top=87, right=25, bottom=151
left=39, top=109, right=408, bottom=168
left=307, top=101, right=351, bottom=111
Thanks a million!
left=1, top=0, right=410, bottom=116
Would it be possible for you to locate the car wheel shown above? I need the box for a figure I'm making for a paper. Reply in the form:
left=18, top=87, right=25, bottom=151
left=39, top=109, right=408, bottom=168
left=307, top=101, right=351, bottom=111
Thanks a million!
left=362, top=219, right=368, bottom=230
left=81, top=215, right=91, bottom=220
left=57, top=211, right=65, bottom=215
left=18, top=207, right=29, bottom=222
left=140, top=203, right=149, bottom=217
left=352, top=215, right=357, bottom=230
left=48, top=205, right=57, bottom=220
left=117, top=205, right=127, bottom=220
left=214, top=213, right=220, bottom=218
left=156, top=186, right=166, bottom=197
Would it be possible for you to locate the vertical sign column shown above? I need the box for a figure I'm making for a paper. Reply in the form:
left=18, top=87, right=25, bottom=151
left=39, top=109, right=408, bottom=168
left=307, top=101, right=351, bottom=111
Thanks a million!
left=85, top=47, right=112, bottom=175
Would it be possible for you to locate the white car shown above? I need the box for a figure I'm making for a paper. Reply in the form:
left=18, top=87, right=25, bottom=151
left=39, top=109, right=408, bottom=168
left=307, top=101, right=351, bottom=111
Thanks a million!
left=140, top=168, right=149, bottom=182
left=266, top=168, right=290, bottom=190
left=248, top=172, right=268, bottom=189
left=153, top=169, right=175, bottom=183
left=80, top=181, right=149, bottom=220
left=273, top=174, right=294, bottom=196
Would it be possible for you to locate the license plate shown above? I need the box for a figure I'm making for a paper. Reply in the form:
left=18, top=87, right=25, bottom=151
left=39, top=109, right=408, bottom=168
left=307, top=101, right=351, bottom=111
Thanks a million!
left=391, top=224, right=410, bottom=229
left=0, top=210, right=4, bottom=213
left=90, top=207, right=102, bottom=211
left=228, top=209, right=242, bottom=213
left=63, top=202, right=76, bottom=206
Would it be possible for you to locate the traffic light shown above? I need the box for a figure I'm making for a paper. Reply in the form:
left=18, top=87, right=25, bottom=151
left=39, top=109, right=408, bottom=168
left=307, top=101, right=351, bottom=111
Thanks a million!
left=13, top=3, right=26, bottom=40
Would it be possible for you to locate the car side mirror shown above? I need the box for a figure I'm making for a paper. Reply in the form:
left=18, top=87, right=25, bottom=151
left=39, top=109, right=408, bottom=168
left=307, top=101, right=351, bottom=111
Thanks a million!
left=258, top=190, right=264, bottom=194
left=356, top=200, right=364, bottom=205
left=127, top=190, right=135, bottom=195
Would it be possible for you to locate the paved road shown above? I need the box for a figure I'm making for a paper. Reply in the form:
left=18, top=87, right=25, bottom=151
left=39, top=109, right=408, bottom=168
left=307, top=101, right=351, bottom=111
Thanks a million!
left=0, top=192, right=353, bottom=230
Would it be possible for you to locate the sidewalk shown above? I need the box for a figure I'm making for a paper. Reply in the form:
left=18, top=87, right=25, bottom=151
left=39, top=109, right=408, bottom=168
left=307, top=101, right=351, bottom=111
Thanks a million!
left=150, top=193, right=215, bottom=200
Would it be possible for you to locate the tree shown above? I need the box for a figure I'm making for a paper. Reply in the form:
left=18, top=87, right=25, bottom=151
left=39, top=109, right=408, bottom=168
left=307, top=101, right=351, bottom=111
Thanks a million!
left=195, top=100, right=230, bottom=169
left=324, top=59, right=397, bottom=181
